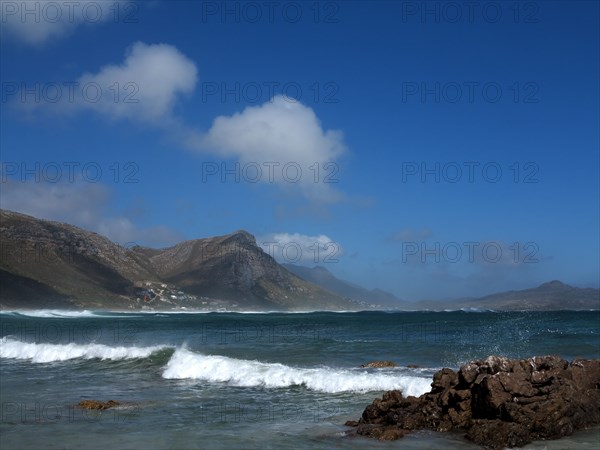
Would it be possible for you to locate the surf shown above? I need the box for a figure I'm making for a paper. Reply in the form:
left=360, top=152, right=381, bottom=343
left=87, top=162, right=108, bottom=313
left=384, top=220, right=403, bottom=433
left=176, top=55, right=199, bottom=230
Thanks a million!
left=0, top=337, right=172, bottom=363
left=162, top=348, right=432, bottom=396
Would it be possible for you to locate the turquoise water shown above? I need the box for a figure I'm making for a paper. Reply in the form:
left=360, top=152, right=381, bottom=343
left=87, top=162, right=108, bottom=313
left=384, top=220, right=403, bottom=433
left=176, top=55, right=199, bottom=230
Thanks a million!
left=1, top=310, right=599, bottom=449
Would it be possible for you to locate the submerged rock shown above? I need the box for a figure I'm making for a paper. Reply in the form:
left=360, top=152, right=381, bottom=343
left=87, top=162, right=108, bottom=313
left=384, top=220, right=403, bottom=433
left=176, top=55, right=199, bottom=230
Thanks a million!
left=345, top=356, right=600, bottom=449
left=360, top=361, right=398, bottom=368
left=78, top=400, right=120, bottom=410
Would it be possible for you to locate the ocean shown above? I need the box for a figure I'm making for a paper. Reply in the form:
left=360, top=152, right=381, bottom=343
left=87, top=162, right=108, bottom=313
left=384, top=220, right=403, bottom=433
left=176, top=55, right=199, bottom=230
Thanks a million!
left=1, top=310, right=599, bottom=449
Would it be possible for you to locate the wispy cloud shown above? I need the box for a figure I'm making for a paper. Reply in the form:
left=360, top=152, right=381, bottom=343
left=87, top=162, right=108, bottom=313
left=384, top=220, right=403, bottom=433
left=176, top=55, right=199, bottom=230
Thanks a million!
left=1, top=1, right=130, bottom=46
left=0, top=179, right=183, bottom=247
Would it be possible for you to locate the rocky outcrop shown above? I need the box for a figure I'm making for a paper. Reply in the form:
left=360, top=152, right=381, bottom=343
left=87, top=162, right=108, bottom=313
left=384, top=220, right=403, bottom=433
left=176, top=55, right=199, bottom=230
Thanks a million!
left=78, top=400, right=120, bottom=410
left=360, top=361, right=397, bottom=368
left=345, top=356, right=600, bottom=449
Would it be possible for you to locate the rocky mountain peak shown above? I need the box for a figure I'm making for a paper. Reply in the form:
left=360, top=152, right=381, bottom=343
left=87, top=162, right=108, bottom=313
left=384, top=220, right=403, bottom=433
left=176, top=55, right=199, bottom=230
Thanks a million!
left=224, top=229, right=257, bottom=246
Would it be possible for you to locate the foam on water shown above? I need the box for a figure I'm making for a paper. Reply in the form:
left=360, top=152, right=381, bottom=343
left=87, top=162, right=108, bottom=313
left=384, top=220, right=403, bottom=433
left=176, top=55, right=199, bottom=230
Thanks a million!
left=0, top=337, right=170, bottom=363
left=162, top=348, right=432, bottom=396
left=1, top=309, right=100, bottom=318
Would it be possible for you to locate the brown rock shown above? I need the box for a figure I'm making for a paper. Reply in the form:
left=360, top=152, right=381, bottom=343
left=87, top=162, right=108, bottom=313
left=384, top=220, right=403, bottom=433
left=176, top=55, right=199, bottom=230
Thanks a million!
left=467, top=419, right=530, bottom=450
left=360, top=361, right=397, bottom=368
left=78, top=400, right=120, bottom=410
left=432, top=368, right=458, bottom=392
left=570, top=359, right=600, bottom=389
left=345, top=355, right=600, bottom=449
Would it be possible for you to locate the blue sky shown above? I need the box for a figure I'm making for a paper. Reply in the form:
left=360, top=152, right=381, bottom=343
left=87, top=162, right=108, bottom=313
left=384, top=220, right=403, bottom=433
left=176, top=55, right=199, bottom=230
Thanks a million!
left=1, top=0, right=598, bottom=301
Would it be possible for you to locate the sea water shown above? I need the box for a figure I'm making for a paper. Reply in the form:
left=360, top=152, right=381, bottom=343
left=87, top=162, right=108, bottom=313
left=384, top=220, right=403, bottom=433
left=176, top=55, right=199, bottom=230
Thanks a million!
left=1, top=310, right=599, bottom=449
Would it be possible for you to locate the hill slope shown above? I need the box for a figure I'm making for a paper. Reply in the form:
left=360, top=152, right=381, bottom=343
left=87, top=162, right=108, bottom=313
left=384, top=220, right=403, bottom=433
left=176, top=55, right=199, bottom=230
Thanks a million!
left=0, top=210, right=356, bottom=311
left=0, top=209, right=157, bottom=308
left=412, top=280, right=599, bottom=311
left=283, top=264, right=405, bottom=307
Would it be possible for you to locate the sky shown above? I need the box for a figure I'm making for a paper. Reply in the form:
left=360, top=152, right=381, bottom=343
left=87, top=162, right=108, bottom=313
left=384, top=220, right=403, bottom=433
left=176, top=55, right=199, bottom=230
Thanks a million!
left=1, top=0, right=598, bottom=301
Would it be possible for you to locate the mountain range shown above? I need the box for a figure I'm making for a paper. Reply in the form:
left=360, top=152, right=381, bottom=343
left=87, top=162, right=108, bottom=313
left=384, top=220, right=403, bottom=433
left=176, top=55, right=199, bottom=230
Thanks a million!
left=282, top=264, right=404, bottom=307
left=0, top=209, right=598, bottom=311
left=0, top=210, right=356, bottom=311
left=415, top=280, right=599, bottom=311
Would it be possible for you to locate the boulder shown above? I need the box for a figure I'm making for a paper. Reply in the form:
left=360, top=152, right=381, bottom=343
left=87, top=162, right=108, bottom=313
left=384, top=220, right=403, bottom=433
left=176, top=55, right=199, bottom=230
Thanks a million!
left=360, top=361, right=397, bottom=368
left=78, top=400, right=120, bottom=410
left=345, top=356, right=600, bottom=449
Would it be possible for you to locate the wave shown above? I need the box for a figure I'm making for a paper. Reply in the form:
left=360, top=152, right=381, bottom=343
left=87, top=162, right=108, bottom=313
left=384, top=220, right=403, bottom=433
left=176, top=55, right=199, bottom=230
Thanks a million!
left=0, top=309, right=101, bottom=318
left=162, top=348, right=432, bottom=396
left=0, top=337, right=171, bottom=363
left=0, top=309, right=174, bottom=319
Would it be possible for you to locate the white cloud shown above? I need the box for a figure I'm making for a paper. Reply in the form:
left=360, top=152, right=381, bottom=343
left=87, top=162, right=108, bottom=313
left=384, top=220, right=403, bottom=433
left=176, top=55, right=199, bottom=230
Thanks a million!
left=258, top=232, right=343, bottom=265
left=0, top=180, right=182, bottom=247
left=75, top=42, right=198, bottom=122
left=200, top=96, right=345, bottom=164
left=13, top=42, right=345, bottom=203
left=188, top=95, right=345, bottom=202
left=1, top=1, right=127, bottom=46
left=0, top=178, right=112, bottom=226
left=19, top=42, right=198, bottom=124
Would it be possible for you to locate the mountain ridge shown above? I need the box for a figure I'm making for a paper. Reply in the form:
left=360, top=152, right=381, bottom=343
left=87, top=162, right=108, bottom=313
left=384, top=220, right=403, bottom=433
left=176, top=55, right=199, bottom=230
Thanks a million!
left=411, top=280, right=599, bottom=311
left=0, top=210, right=357, bottom=311
left=282, top=263, right=405, bottom=307
left=1, top=209, right=597, bottom=311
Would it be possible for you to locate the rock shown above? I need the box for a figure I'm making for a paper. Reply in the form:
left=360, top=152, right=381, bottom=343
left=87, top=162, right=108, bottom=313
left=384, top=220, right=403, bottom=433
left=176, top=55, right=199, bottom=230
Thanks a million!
left=78, top=400, right=120, bottom=410
left=467, top=420, right=530, bottom=449
left=406, top=364, right=421, bottom=368
left=360, top=361, right=397, bottom=368
left=345, top=355, right=600, bottom=449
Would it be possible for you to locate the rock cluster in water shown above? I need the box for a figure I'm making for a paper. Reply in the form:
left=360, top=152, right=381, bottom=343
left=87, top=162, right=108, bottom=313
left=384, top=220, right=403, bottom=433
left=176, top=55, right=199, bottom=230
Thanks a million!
left=345, top=355, right=600, bottom=449
left=78, top=400, right=120, bottom=410
left=360, top=361, right=398, bottom=368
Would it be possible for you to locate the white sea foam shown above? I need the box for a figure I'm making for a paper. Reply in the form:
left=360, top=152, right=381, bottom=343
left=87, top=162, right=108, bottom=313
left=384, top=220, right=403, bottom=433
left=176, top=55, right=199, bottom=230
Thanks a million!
left=0, top=337, right=170, bottom=363
left=1, top=309, right=100, bottom=318
left=162, top=348, right=432, bottom=396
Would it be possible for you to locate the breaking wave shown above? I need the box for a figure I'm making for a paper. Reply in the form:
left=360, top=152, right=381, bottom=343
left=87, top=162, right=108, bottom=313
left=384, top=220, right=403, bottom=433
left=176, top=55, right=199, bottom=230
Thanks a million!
left=0, top=337, right=171, bottom=363
left=162, top=348, right=432, bottom=396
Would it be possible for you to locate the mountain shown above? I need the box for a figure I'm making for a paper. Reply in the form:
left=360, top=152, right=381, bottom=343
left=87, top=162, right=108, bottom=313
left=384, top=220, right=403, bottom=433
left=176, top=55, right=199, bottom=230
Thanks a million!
left=282, top=264, right=405, bottom=307
left=412, top=280, right=600, bottom=311
left=132, top=231, right=356, bottom=310
left=0, top=210, right=357, bottom=311
left=0, top=209, right=156, bottom=309
left=3, top=209, right=596, bottom=311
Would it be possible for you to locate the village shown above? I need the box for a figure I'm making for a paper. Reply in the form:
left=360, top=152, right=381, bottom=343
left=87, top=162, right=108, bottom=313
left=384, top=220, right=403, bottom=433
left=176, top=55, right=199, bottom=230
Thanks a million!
left=133, top=281, right=237, bottom=311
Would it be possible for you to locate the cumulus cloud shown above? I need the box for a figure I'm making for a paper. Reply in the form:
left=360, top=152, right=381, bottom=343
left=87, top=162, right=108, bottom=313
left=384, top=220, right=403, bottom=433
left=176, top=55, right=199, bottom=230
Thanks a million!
left=13, top=42, right=345, bottom=203
left=19, top=42, right=197, bottom=124
left=0, top=179, right=182, bottom=247
left=1, top=1, right=128, bottom=46
left=200, top=96, right=345, bottom=164
left=187, top=95, right=345, bottom=202
left=258, top=232, right=343, bottom=265
left=74, top=42, right=198, bottom=122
